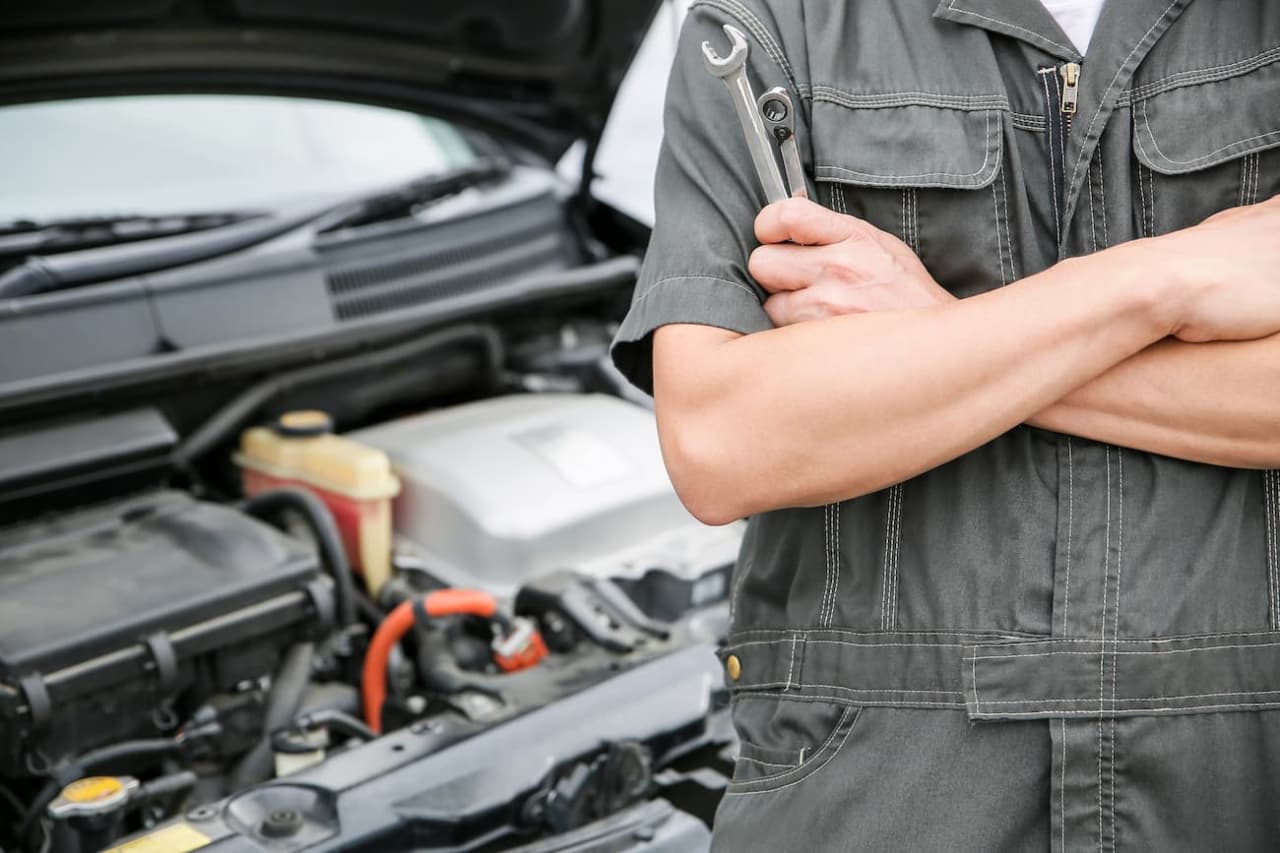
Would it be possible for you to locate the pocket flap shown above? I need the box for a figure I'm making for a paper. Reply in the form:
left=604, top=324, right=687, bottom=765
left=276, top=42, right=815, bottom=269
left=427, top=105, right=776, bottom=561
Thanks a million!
left=810, top=96, right=1004, bottom=190
left=1132, top=55, right=1280, bottom=175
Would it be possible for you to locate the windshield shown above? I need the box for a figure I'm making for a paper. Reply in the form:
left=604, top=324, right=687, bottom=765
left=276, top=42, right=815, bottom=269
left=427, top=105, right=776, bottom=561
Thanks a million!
left=0, top=94, right=477, bottom=222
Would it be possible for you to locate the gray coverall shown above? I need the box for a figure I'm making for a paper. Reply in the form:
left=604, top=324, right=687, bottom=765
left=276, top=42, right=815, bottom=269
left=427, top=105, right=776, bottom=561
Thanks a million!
left=610, top=1, right=1280, bottom=850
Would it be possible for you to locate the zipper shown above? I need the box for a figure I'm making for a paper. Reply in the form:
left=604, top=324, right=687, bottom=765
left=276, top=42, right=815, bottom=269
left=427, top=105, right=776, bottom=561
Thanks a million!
left=1038, top=61, right=1081, bottom=243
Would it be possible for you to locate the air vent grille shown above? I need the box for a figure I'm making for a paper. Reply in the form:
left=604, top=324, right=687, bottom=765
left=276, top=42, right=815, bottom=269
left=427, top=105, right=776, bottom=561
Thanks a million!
left=325, top=216, right=570, bottom=321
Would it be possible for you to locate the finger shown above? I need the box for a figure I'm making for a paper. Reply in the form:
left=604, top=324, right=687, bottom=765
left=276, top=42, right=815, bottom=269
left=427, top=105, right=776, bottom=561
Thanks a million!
left=763, top=290, right=804, bottom=326
left=749, top=243, right=839, bottom=292
left=755, top=197, right=859, bottom=245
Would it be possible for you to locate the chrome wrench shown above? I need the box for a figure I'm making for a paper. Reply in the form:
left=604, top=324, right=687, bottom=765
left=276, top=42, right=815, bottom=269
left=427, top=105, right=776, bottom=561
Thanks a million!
left=757, top=87, right=807, bottom=200
left=701, top=24, right=789, bottom=204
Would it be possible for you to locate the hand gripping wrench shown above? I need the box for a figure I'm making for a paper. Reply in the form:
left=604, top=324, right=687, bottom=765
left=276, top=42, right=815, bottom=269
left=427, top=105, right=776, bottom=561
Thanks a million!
left=701, top=24, right=791, bottom=204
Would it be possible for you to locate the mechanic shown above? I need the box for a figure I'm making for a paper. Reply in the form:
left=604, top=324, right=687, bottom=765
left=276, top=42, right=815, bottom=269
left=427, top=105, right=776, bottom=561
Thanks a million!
left=611, top=1, right=1280, bottom=850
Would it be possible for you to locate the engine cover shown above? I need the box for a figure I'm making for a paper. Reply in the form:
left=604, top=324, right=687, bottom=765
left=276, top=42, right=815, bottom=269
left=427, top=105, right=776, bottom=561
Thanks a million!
left=0, top=490, right=328, bottom=773
left=351, top=394, right=741, bottom=599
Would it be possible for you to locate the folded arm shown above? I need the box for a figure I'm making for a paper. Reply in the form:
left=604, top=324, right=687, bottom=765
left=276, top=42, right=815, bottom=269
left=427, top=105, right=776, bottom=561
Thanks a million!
left=1029, top=333, right=1280, bottom=468
left=654, top=197, right=1280, bottom=524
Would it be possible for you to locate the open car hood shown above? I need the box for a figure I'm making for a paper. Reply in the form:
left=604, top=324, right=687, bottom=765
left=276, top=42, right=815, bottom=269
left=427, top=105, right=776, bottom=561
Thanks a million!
left=0, top=0, right=661, bottom=158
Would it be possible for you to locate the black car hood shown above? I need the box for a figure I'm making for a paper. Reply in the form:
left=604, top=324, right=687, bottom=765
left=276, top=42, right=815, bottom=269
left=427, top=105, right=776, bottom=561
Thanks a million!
left=0, top=0, right=661, bottom=157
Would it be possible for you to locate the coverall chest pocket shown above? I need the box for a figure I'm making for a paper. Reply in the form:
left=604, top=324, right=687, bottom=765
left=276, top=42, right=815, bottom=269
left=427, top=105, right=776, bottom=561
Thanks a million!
left=809, top=98, right=1014, bottom=297
left=1130, top=53, right=1280, bottom=235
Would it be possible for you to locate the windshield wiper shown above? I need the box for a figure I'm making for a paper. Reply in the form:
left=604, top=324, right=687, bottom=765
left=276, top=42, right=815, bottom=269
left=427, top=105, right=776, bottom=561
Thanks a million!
left=314, top=157, right=510, bottom=234
left=0, top=158, right=511, bottom=299
left=0, top=211, right=266, bottom=259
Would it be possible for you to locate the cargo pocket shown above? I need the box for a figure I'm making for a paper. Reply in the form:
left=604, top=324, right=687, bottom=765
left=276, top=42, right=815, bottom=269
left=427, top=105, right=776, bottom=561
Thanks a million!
left=726, top=693, right=861, bottom=795
left=809, top=93, right=1013, bottom=297
left=1131, top=52, right=1280, bottom=236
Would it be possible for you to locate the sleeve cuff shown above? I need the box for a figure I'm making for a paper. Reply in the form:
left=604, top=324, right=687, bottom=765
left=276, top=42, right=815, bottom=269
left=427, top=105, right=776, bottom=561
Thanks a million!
left=609, top=274, right=773, bottom=395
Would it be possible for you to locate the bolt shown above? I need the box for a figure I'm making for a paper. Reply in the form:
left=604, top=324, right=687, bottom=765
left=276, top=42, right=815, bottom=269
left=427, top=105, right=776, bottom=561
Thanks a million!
left=186, top=804, right=218, bottom=821
left=261, top=808, right=303, bottom=838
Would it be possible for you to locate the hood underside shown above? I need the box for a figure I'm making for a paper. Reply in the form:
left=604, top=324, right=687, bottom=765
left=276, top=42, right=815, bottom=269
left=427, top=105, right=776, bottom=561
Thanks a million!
left=0, top=0, right=660, bottom=156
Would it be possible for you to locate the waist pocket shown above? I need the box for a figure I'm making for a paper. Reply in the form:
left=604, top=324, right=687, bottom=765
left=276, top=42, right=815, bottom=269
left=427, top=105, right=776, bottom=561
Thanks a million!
left=726, top=692, right=862, bottom=795
left=809, top=92, right=1014, bottom=297
left=1130, top=51, right=1280, bottom=235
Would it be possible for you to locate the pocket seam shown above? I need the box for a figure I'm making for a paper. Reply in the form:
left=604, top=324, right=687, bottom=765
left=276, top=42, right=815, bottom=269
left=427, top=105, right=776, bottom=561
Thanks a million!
left=725, top=705, right=862, bottom=796
left=813, top=108, right=1003, bottom=189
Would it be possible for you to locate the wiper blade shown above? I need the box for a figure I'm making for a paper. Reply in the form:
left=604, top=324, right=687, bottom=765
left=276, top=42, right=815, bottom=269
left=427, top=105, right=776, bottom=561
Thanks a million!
left=315, top=157, right=510, bottom=234
left=0, top=211, right=266, bottom=258
left=0, top=160, right=512, bottom=299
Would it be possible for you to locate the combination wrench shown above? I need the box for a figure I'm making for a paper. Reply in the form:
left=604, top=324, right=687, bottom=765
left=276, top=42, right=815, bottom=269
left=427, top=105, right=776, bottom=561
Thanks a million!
left=701, top=24, right=795, bottom=205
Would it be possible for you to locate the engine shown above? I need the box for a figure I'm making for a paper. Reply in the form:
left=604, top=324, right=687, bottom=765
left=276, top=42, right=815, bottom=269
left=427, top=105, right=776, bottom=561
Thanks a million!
left=0, top=328, right=741, bottom=852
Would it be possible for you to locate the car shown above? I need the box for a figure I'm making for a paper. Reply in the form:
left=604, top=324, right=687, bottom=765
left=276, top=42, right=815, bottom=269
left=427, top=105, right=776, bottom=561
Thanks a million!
left=0, top=3, right=740, bottom=851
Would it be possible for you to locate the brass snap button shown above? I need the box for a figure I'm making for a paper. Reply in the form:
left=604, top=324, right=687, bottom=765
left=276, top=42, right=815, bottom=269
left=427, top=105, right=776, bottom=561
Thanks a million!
left=725, top=654, right=741, bottom=681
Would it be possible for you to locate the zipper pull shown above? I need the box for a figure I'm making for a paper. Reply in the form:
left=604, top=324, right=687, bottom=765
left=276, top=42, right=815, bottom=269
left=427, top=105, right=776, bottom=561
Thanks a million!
left=1059, top=63, right=1080, bottom=116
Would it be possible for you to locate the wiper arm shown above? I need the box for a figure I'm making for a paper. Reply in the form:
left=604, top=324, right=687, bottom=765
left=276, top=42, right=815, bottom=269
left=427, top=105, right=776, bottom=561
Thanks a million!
left=0, top=211, right=265, bottom=259
left=314, top=157, right=510, bottom=234
left=0, top=159, right=511, bottom=300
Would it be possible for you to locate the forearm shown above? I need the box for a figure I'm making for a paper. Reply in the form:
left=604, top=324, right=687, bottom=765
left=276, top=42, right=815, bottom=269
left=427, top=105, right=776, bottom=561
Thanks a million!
left=656, top=244, right=1176, bottom=522
left=1030, top=334, right=1280, bottom=468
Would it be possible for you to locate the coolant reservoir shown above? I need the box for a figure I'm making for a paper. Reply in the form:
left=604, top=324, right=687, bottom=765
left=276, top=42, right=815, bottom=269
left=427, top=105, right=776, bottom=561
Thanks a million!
left=237, top=411, right=399, bottom=594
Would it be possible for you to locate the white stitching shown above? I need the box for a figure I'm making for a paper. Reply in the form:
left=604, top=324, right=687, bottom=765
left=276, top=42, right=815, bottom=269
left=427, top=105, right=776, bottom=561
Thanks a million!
left=1128, top=45, right=1280, bottom=101
left=733, top=637, right=976, bottom=650
left=730, top=627, right=1280, bottom=644
left=1134, top=97, right=1280, bottom=167
left=729, top=706, right=851, bottom=785
left=891, top=485, right=903, bottom=627
left=944, top=0, right=1079, bottom=56
left=976, top=702, right=1280, bottom=718
left=993, top=179, right=1008, bottom=285
left=735, top=756, right=793, bottom=769
left=998, top=160, right=1016, bottom=281
left=1064, top=437, right=1074, bottom=635
left=1098, top=150, right=1109, bottom=248
left=1066, top=0, right=1183, bottom=211
left=630, top=274, right=760, bottom=307
left=1110, top=450, right=1124, bottom=853
left=723, top=706, right=857, bottom=794
left=739, top=685, right=962, bottom=696
left=1099, top=447, right=1110, bottom=853
left=784, top=634, right=798, bottom=690
left=972, top=650, right=980, bottom=715
left=972, top=642, right=1280, bottom=659
left=817, top=111, right=998, bottom=182
left=821, top=504, right=833, bottom=627
left=1136, top=157, right=1150, bottom=238
left=810, top=86, right=1010, bottom=110
left=1088, top=154, right=1098, bottom=255
left=1147, top=158, right=1157, bottom=235
left=831, top=504, right=841, bottom=625
left=1060, top=718, right=1067, bottom=853
left=697, top=0, right=797, bottom=93
left=975, top=690, right=1280, bottom=705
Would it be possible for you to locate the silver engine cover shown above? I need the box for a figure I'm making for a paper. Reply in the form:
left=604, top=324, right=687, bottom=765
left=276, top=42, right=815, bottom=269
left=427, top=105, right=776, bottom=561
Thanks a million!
left=350, top=394, right=742, bottom=597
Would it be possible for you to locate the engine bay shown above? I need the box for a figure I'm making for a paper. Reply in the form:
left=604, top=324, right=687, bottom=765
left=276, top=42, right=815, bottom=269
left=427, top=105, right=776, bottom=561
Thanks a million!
left=0, top=315, right=740, bottom=852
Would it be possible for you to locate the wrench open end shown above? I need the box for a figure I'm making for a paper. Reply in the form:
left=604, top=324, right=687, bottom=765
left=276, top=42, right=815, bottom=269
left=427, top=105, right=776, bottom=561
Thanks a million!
left=700, top=24, right=749, bottom=78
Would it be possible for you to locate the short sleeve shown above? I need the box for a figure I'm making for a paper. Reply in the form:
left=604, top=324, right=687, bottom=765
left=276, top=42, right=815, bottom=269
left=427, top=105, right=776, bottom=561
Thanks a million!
left=610, top=2, right=804, bottom=395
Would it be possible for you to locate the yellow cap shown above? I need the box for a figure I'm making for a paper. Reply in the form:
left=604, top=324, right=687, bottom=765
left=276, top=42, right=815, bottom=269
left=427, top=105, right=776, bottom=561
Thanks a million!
left=63, top=776, right=125, bottom=804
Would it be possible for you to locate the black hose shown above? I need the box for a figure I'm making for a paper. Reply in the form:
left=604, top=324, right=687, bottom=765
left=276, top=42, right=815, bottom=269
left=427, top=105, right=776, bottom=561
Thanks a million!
left=171, top=323, right=504, bottom=469
left=227, top=642, right=315, bottom=790
left=242, top=488, right=356, bottom=628
left=270, top=709, right=378, bottom=754
left=19, top=737, right=191, bottom=847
